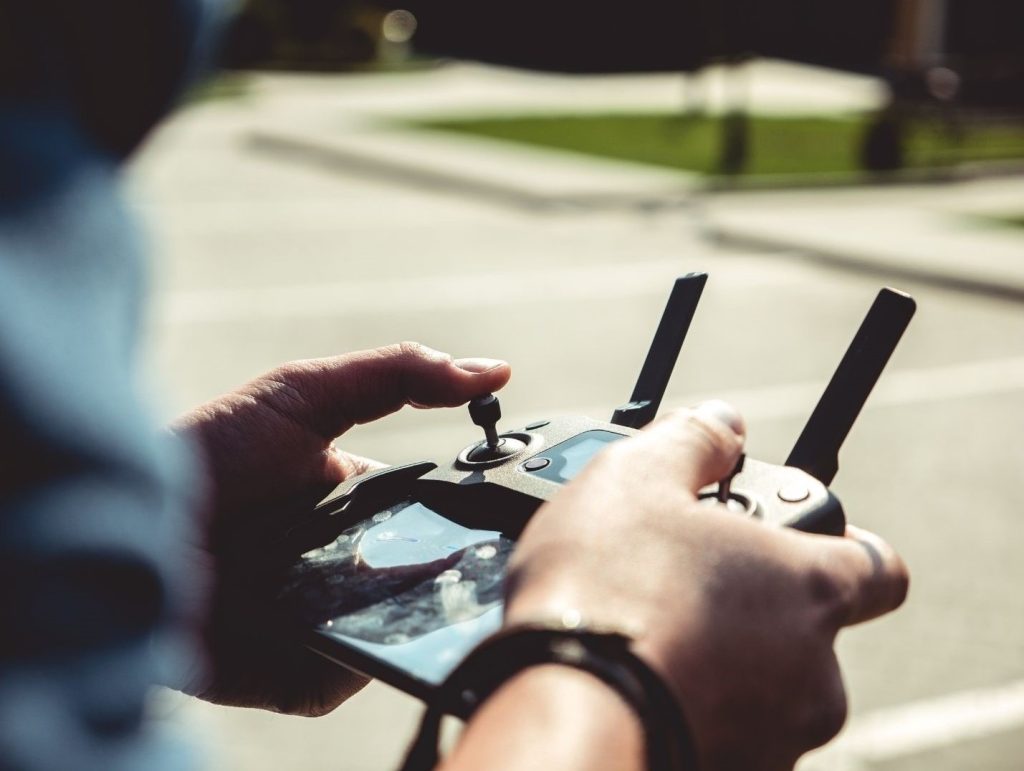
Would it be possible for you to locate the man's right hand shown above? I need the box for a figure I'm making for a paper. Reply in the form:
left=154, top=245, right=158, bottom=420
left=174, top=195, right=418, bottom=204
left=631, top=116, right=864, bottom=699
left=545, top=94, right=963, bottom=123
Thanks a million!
left=482, top=401, right=909, bottom=771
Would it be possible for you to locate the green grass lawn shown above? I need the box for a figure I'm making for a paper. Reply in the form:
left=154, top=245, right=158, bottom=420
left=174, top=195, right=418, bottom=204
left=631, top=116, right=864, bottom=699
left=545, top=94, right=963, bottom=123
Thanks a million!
left=412, top=113, right=1024, bottom=179
left=989, top=214, right=1024, bottom=229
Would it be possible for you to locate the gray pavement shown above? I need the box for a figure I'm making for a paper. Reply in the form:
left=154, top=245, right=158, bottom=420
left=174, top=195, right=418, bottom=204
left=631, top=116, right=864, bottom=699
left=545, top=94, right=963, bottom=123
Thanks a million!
left=704, top=179, right=1024, bottom=302
left=132, top=64, right=1024, bottom=770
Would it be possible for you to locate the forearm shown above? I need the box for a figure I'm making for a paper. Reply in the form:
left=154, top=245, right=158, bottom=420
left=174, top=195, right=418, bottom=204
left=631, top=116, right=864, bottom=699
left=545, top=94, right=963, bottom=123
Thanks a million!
left=442, top=666, right=644, bottom=771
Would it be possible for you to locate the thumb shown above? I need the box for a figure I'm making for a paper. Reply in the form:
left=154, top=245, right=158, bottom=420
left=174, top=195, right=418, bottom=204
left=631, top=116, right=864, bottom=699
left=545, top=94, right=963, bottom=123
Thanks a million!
left=630, top=400, right=746, bottom=497
left=819, top=524, right=910, bottom=628
left=267, top=342, right=511, bottom=438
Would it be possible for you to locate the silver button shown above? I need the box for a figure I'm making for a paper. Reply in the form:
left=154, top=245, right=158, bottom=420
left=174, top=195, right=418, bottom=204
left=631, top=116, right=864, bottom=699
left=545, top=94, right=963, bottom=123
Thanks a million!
left=522, top=457, right=551, bottom=472
left=778, top=484, right=811, bottom=503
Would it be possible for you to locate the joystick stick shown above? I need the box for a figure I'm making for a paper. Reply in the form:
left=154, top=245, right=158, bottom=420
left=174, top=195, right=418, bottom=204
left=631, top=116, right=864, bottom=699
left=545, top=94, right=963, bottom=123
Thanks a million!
left=717, top=453, right=745, bottom=504
left=469, top=394, right=501, bottom=449
left=463, top=393, right=527, bottom=463
left=699, top=453, right=753, bottom=514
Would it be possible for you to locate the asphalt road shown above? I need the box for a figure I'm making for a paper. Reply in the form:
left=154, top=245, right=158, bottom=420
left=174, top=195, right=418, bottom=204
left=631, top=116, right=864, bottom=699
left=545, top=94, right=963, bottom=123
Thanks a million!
left=133, top=71, right=1024, bottom=771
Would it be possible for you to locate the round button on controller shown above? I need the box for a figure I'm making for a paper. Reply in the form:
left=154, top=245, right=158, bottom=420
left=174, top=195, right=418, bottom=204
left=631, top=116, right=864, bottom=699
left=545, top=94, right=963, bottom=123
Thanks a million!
left=522, top=457, right=551, bottom=472
left=777, top=484, right=811, bottom=503
left=525, top=420, right=550, bottom=431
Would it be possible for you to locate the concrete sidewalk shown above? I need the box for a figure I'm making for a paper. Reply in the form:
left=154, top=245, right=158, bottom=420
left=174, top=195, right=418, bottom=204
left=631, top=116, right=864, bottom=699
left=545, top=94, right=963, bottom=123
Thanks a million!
left=212, top=62, right=1024, bottom=300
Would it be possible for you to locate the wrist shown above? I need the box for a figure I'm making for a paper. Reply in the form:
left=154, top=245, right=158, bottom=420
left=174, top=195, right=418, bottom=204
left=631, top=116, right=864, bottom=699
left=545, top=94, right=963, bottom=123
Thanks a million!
left=401, top=620, right=698, bottom=771
left=445, top=665, right=644, bottom=771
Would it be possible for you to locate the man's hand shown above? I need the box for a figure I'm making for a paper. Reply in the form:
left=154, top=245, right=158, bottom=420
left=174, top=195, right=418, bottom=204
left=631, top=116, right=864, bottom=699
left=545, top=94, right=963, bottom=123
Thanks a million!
left=451, top=401, right=908, bottom=771
left=170, top=342, right=510, bottom=716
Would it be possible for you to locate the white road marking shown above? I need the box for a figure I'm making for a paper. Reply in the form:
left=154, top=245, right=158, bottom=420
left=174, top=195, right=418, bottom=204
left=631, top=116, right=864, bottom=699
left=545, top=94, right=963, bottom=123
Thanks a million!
left=159, top=264, right=1024, bottom=419
left=511, top=354, right=1024, bottom=431
left=683, top=353, right=1024, bottom=420
left=802, top=679, right=1024, bottom=769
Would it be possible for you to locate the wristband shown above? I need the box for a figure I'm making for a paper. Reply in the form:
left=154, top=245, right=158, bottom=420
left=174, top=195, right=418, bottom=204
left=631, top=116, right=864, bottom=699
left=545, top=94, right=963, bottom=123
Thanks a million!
left=399, top=619, right=699, bottom=771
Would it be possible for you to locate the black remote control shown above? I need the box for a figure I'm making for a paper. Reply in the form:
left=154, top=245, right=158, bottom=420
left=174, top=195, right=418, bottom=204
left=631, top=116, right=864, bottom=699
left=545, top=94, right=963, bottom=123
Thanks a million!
left=275, top=274, right=916, bottom=703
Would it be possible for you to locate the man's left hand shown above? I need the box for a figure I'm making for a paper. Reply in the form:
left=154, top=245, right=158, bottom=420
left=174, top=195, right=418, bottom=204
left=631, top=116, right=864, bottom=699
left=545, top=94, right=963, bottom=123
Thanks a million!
left=171, top=342, right=510, bottom=715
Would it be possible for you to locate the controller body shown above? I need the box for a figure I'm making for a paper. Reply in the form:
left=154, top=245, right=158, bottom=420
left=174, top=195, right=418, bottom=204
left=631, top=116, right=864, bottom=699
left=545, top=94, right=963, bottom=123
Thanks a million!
left=276, top=414, right=842, bottom=702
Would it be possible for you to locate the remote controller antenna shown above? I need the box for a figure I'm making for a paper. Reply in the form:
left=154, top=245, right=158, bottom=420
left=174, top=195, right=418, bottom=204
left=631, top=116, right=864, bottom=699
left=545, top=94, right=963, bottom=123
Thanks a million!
left=611, top=273, right=707, bottom=429
left=785, top=288, right=916, bottom=486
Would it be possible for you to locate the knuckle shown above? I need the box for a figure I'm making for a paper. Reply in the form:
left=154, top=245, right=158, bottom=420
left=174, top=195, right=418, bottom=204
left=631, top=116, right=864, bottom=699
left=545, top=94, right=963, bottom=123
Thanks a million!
left=798, top=688, right=848, bottom=749
left=265, top=358, right=331, bottom=396
left=260, top=361, right=308, bottom=393
left=257, top=370, right=318, bottom=419
left=394, top=341, right=443, bottom=362
left=266, top=359, right=308, bottom=381
left=806, top=561, right=856, bottom=626
left=396, top=340, right=426, bottom=357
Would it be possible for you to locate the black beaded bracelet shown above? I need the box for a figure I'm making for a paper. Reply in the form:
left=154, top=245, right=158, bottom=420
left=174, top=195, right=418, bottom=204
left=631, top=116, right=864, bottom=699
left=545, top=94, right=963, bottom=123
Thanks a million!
left=399, top=620, right=699, bottom=771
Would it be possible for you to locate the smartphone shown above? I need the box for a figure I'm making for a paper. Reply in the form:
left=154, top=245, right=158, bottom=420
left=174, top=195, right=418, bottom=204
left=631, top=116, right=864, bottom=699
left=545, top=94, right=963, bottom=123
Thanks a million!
left=276, top=430, right=626, bottom=701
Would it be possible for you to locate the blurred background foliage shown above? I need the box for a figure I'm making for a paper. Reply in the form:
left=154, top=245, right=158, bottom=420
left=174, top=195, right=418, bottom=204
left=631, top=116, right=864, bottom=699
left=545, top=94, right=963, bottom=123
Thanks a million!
left=221, top=0, right=419, bottom=71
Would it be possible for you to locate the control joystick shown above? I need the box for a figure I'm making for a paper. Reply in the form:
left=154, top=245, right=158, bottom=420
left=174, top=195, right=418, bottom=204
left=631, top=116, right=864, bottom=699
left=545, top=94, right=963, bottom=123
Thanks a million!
left=464, top=394, right=527, bottom=463
left=717, top=453, right=745, bottom=504
left=700, top=453, right=755, bottom=515
left=469, top=394, right=502, bottom=449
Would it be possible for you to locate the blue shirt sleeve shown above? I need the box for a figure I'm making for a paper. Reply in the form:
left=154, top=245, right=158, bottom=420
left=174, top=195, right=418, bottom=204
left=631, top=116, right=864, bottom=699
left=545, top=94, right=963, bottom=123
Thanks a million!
left=0, top=119, right=202, bottom=771
left=0, top=3, right=226, bottom=768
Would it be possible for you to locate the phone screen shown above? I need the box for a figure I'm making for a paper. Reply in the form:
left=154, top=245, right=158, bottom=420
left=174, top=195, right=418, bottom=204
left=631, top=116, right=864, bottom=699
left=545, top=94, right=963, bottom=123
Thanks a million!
left=280, top=499, right=512, bottom=686
left=279, top=430, right=624, bottom=689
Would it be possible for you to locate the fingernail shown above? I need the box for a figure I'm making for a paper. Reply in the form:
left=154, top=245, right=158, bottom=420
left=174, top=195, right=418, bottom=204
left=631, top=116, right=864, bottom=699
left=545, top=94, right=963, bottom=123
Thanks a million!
left=453, top=357, right=507, bottom=374
left=695, top=399, right=745, bottom=436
